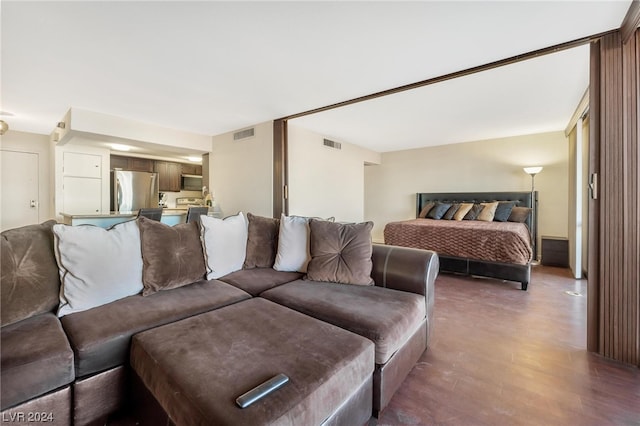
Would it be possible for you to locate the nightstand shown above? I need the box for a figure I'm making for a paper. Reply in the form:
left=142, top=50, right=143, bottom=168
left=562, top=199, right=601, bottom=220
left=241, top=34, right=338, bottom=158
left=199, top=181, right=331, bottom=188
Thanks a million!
left=541, top=236, right=569, bottom=267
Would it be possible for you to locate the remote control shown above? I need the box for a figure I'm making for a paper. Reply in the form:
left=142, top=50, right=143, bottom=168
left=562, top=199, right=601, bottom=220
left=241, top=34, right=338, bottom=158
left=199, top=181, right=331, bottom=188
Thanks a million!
left=236, top=373, right=289, bottom=408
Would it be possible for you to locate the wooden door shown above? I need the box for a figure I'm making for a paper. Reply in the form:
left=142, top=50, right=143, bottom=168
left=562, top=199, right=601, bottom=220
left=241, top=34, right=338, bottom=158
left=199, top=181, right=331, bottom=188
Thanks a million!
left=1, top=150, right=39, bottom=231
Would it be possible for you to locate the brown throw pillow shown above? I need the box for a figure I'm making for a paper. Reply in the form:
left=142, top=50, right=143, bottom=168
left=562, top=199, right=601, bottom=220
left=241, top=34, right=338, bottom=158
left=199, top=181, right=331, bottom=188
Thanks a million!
left=477, top=202, right=499, bottom=222
left=1, top=220, right=60, bottom=327
left=508, top=206, right=532, bottom=223
left=243, top=213, right=280, bottom=269
left=418, top=202, right=435, bottom=218
left=463, top=204, right=483, bottom=220
left=454, top=203, right=474, bottom=221
left=306, top=219, right=374, bottom=286
left=442, top=203, right=461, bottom=220
left=137, top=217, right=206, bottom=296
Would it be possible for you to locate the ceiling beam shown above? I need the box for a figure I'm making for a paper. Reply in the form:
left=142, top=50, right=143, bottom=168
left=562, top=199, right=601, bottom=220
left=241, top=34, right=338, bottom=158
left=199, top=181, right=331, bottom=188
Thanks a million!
left=280, top=30, right=616, bottom=122
left=621, top=0, right=640, bottom=44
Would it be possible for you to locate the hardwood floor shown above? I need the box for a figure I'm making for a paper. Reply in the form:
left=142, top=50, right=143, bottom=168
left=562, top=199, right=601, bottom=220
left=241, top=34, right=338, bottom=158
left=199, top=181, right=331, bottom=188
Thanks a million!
left=374, top=266, right=640, bottom=426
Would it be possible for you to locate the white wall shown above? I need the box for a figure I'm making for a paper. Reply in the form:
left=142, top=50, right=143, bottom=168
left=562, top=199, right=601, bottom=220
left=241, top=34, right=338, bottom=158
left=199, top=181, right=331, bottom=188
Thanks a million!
left=0, top=130, right=54, bottom=222
left=211, top=121, right=273, bottom=217
left=364, top=131, right=569, bottom=253
left=288, top=124, right=381, bottom=222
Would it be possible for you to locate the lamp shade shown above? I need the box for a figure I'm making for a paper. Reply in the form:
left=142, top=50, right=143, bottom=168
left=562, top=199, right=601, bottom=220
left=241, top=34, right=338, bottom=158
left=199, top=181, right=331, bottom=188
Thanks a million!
left=523, top=166, right=543, bottom=175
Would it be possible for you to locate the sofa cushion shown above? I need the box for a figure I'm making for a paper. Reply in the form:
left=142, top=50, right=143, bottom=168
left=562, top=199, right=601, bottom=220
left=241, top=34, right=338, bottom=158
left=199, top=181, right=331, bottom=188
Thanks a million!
left=306, top=220, right=374, bottom=286
left=1, top=220, right=60, bottom=327
left=219, top=268, right=303, bottom=296
left=53, top=220, right=144, bottom=317
left=243, top=213, right=279, bottom=269
left=1, top=313, right=74, bottom=410
left=200, top=213, right=248, bottom=279
left=60, top=280, right=250, bottom=378
left=261, top=280, right=425, bottom=364
left=138, top=217, right=206, bottom=296
left=273, top=215, right=311, bottom=273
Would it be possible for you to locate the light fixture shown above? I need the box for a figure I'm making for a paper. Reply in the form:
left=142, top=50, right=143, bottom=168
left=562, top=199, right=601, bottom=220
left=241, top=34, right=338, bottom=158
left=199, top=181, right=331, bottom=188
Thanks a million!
left=111, top=143, right=131, bottom=152
left=0, top=120, right=8, bottom=135
left=57, top=122, right=66, bottom=129
left=523, top=166, right=543, bottom=264
left=523, top=166, right=543, bottom=191
left=187, top=156, right=201, bottom=162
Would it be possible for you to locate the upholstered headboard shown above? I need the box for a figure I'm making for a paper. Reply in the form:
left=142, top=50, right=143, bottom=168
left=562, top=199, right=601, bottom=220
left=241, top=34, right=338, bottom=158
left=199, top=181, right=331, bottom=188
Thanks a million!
left=416, top=191, right=538, bottom=255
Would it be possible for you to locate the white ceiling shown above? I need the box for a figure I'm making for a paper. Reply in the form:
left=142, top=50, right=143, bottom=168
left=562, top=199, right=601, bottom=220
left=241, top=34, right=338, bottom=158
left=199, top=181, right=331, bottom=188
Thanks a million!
left=1, top=1, right=632, bottom=154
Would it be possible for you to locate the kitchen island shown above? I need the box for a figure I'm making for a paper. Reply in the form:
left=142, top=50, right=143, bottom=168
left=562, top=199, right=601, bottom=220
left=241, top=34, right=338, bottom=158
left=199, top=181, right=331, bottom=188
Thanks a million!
left=60, top=209, right=189, bottom=228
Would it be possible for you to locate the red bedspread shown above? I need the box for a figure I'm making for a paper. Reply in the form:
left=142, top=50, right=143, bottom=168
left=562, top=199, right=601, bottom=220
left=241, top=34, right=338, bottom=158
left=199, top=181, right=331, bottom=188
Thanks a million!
left=384, top=219, right=532, bottom=265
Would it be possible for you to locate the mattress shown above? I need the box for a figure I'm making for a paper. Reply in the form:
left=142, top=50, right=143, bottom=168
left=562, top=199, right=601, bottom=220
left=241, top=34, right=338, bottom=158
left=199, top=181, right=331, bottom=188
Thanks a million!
left=384, top=219, right=533, bottom=265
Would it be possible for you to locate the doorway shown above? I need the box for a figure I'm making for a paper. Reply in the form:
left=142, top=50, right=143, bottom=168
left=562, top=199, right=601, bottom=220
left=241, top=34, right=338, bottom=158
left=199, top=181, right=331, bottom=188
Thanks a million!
left=1, top=150, right=39, bottom=231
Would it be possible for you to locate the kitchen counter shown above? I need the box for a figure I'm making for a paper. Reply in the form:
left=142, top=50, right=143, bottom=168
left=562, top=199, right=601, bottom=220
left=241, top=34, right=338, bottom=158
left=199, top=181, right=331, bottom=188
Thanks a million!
left=60, top=209, right=190, bottom=228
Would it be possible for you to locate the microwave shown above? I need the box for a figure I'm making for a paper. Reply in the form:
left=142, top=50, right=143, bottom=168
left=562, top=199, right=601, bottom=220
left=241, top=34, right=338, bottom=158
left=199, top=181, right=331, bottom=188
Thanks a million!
left=181, top=174, right=203, bottom=191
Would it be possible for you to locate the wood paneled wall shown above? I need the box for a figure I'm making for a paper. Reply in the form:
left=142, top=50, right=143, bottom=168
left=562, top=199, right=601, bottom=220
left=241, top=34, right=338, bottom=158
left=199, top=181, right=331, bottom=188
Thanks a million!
left=589, top=30, right=640, bottom=367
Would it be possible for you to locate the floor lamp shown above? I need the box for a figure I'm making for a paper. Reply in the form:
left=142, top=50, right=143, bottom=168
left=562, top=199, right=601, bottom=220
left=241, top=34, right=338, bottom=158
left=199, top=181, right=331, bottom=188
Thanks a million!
left=523, top=166, right=543, bottom=263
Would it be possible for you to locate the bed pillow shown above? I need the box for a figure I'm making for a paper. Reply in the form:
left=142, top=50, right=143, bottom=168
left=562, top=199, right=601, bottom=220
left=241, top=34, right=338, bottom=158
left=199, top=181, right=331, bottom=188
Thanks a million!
left=306, top=219, right=374, bottom=286
left=508, top=206, right=532, bottom=223
left=54, top=220, right=144, bottom=316
left=201, top=212, right=248, bottom=279
left=138, top=217, right=206, bottom=296
left=494, top=201, right=516, bottom=222
left=426, top=202, right=452, bottom=220
left=243, top=213, right=279, bottom=269
left=477, top=202, right=499, bottom=222
left=442, top=203, right=461, bottom=220
left=463, top=204, right=483, bottom=220
left=454, top=203, right=474, bottom=221
left=418, top=202, right=435, bottom=219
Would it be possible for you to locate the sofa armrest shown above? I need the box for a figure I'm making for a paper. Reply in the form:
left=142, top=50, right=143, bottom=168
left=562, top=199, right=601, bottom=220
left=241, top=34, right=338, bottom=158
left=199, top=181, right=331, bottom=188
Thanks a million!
left=371, top=244, right=439, bottom=342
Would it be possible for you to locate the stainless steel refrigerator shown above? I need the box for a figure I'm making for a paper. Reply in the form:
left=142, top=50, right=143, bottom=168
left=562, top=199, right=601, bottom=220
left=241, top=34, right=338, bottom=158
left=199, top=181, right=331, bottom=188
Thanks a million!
left=110, top=170, right=159, bottom=213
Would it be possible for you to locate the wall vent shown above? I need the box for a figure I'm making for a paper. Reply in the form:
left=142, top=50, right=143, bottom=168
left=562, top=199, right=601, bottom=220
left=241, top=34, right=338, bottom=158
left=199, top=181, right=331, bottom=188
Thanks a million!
left=323, top=139, right=342, bottom=150
left=234, top=128, right=255, bottom=141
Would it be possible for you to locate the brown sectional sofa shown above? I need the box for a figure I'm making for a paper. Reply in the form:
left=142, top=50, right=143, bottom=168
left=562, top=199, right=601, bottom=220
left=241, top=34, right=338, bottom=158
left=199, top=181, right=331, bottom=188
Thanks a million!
left=1, top=218, right=439, bottom=425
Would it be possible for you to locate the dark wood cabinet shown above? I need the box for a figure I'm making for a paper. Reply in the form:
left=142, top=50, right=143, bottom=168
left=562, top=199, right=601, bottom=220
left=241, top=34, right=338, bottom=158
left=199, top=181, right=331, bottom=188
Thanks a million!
left=181, top=163, right=202, bottom=175
left=154, top=161, right=182, bottom=192
left=110, top=155, right=154, bottom=173
left=541, top=236, right=569, bottom=267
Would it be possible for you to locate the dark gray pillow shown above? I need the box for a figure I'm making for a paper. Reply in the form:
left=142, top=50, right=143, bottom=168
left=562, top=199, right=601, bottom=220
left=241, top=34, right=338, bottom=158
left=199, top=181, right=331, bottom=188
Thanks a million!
left=243, top=213, right=279, bottom=269
left=1, top=220, right=60, bottom=326
left=463, top=204, right=483, bottom=220
left=427, top=202, right=452, bottom=220
left=306, top=219, right=374, bottom=286
left=494, top=201, right=516, bottom=222
left=442, top=203, right=461, bottom=220
left=138, top=217, right=206, bottom=296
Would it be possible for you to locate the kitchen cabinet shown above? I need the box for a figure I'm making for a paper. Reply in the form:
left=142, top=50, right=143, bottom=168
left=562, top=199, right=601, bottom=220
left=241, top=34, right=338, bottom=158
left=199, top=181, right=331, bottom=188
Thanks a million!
left=64, top=152, right=101, bottom=178
left=63, top=176, right=102, bottom=214
left=154, top=161, right=181, bottom=192
left=181, top=163, right=202, bottom=175
left=110, top=155, right=154, bottom=173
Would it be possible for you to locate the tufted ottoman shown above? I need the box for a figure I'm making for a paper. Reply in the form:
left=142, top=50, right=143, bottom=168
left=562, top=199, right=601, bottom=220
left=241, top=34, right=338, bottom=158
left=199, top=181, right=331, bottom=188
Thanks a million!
left=130, top=298, right=374, bottom=425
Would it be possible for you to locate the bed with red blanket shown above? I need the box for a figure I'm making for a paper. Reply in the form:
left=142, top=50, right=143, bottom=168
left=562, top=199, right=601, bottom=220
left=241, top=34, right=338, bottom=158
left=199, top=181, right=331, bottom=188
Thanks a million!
left=384, top=192, right=536, bottom=290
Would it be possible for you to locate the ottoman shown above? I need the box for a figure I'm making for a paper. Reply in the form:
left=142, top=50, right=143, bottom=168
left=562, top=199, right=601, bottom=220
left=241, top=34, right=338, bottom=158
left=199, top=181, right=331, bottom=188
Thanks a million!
left=130, top=298, right=374, bottom=426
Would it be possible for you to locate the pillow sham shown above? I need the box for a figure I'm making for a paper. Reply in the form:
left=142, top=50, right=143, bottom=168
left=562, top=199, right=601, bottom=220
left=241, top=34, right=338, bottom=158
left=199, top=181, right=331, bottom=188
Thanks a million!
left=54, top=220, right=144, bottom=316
left=200, top=212, right=248, bottom=279
left=508, top=206, right=532, bottom=223
left=306, top=219, right=374, bottom=286
left=494, top=201, right=516, bottom=222
left=138, top=217, right=206, bottom=296
left=442, top=203, right=461, bottom=220
left=273, top=215, right=312, bottom=272
left=477, top=202, right=499, bottom=222
left=454, top=203, right=474, bottom=221
left=418, top=202, right=435, bottom=219
left=243, top=213, right=279, bottom=269
left=426, top=202, right=452, bottom=220
left=463, top=204, right=483, bottom=220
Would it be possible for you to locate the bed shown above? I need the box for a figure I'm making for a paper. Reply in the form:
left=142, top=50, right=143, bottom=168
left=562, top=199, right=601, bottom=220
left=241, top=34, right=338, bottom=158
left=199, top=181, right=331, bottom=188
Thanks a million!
left=384, top=191, right=536, bottom=290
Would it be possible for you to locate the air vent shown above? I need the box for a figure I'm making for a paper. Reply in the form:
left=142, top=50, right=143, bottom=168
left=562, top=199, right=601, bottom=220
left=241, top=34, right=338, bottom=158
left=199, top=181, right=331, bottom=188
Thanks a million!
left=233, top=128, right=255, bottom=141
left=323, top=139, right=341, bottom=150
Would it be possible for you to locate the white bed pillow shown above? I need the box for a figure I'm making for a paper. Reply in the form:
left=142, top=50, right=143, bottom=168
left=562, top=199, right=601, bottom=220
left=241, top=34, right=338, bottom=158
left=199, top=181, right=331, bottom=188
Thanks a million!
left=273, top=214, right=313, bottom=273
left=200, top=212, right=248, bottom=279
left=53, top=220, right=144, bottom=317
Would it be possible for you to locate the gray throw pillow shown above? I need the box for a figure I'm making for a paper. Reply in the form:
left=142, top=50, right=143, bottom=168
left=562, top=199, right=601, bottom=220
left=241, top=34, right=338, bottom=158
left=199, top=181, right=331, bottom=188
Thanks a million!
left=427, top=202, right=452, bottom=220
left=243, top=213, right=279, bottom=269
left=306, top=219, right=374, bottom=286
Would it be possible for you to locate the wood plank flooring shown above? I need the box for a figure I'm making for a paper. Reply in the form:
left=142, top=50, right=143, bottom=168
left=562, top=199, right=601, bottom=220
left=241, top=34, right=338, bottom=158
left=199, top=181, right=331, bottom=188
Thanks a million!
left=374, top=266, right=640, bottom=426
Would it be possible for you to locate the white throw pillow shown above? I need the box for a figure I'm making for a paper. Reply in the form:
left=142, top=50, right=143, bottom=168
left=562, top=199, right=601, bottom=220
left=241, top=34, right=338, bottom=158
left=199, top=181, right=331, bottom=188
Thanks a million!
left=273, top=214, right=312, bottom=273
left=53, top=220, right=144, bottom=317
left=200, top=212, right=248, bottom=279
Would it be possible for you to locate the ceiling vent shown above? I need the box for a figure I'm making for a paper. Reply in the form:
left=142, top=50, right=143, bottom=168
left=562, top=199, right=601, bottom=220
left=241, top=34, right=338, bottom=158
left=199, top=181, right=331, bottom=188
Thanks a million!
left=323, top=139, right=342, bottom=150
left=233, top=128, right=255, bottom=141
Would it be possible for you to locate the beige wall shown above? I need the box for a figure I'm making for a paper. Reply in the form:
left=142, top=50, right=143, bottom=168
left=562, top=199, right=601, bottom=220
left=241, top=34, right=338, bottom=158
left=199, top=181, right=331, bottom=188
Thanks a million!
left=288, top=124, right=381, bottom=222
left=364, top=131, right=569, bottom=255
left=0, top=130, right=54, bottom=221
left=211, top=121, right=273, bottom=217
